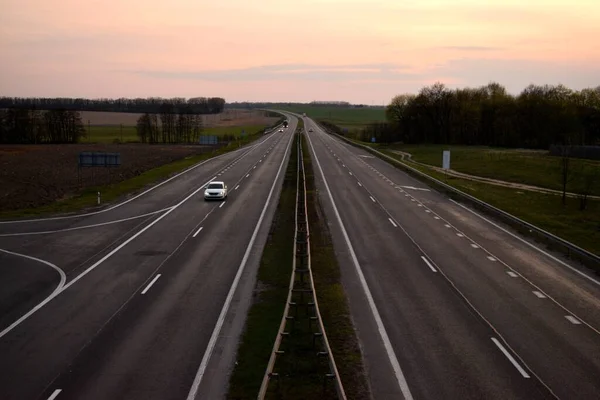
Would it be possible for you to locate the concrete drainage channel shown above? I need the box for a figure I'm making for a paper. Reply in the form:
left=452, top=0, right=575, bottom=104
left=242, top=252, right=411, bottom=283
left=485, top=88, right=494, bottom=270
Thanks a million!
left=258, top=131, right=346, bottom=400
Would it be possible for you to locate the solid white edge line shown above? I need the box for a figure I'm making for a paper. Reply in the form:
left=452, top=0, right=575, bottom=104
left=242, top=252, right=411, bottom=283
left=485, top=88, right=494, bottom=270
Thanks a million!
left=186, top=127, right=294, bottom=400
left=0, top=249, right=66, bottom=339
left=491, top=337, right=530, bottom=378
left=420, top=256, right=437, bottom=272
left=0, top=207, right=174, bottom=237
left=0, top=136, right=274, bottom=225
left=449, top=199, right=600, bottom=287
left=0, top=176, right=218, bottom=339
left=141, top=274, right=161, bottom=294
left=193, top=226, right=204, bottom=238
left=47, top=389, right=62, bottom=400
left=388, top=218, right=398, bottom=228
left=565, top=315, right=582, bottom=325
left=304, top=127, right=414, bottom=400
left=219, top=202, right=226, bottom=208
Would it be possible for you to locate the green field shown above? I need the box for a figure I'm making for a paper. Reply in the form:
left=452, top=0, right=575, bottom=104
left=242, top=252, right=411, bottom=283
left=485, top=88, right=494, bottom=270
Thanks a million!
left=382, top=144, right=600, bottom=196
left=81, top=124, right=271, bottom=144
left=274, top=105, right=386, bottom=130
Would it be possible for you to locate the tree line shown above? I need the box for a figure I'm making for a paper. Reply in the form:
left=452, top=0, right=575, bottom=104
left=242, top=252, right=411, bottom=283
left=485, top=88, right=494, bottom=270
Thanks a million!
left=355, top=83, right=600, bottom=149
left=136, top=103, right=205, bottom=144
left=0, top=108, right=85, bottom=143
left=0, top=97, right=226, bottom=114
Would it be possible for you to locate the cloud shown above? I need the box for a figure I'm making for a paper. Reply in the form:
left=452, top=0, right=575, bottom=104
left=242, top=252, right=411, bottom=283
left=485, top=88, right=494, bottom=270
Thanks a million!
left=437, top=46, right=505, bottom=52
left=130, top=63, right=417, bottom=82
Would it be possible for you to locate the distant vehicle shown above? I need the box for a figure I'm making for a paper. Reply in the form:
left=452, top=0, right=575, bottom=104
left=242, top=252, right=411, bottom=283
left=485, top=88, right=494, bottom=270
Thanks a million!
left=308, top=128, right=313, bottom=132
left=283, top=120, right=289, bottom=128
left=279, top=129, right=283, bottom=132
left=204, top=181, right=228, bottom=201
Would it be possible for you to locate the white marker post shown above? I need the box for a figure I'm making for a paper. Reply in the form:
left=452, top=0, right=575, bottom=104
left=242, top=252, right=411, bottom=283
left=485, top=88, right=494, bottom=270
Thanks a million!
left=442, top=150, right=451, bottom=181
left=97, top=192, right=101, bottom=205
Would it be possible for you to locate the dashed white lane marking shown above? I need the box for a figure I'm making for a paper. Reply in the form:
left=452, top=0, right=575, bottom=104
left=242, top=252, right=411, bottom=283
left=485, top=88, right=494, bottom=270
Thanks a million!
left=370, top=196, right=376, bottom=203
left=532, top=291, right=547, bottom=299
left=507, top=271, right=519, bottom=278
left=417, top=204, right=423, bottom=207
left=259, top=159, right=262, bottom=162
left=47, top=389, right=62, bottom=400
left=246, top=174, right=250, bottom=178
left=491, top=337, right=530, bottom=378
left=456, top=233, right=464, bottom=237
left=471, top=243, right=480, bottom=248
left=253, top=166, right=256, bottom=169
left=565, top=315, right=582, bottom=325
left=487, top=256, right=497, bottom=262
left=141, top=274, right=162, bottom=295
left=235, top=185, right=240, bottom=190
left=193, top=226, right=204, bottom=237
left=444, top=224, right=451, bottom=228
left=349, top=172, right=353, bottom=175
left=388, top=218, right=397, bottom=228
left=219, top=201, right=226, bottom=208
left=433, top=216, right=440, bottom=220
left=425, top=210, right=431, bottom=213
left=358, top=182, right=362, bottom=187
left=420, top=256, right=437, bottom=272
left=410, top=198, right=415, bottom=202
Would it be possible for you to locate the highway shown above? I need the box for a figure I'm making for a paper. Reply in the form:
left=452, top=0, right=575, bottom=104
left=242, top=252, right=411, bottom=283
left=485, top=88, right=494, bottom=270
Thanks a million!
left=0, top=117, right=296, bottom=400
left=303, top=117, right=600, bottom=400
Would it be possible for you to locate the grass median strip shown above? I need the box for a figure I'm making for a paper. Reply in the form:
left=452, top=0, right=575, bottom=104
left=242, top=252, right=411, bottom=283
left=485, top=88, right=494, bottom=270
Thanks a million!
left=227, top=127, right=298, bottom=399
left=228, top=122, right=369, bottom=399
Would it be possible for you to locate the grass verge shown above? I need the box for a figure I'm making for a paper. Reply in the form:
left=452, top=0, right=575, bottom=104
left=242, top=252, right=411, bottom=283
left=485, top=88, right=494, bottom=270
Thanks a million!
left=0, top=132, right=268, bottom=220
left=383, top=144, right=600, bottom=196
left=301, top=133, right=371, bottom=399
left=226, top=127, right=299, bottom=399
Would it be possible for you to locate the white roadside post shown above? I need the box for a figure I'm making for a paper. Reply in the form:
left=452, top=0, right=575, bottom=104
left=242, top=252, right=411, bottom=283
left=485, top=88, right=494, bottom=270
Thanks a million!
left=442, top=150, right=451, bottom=181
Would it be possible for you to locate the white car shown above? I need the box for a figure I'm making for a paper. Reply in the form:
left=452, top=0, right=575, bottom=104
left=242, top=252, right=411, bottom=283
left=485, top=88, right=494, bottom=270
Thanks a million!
left=204, top=181, right=228, bottom=201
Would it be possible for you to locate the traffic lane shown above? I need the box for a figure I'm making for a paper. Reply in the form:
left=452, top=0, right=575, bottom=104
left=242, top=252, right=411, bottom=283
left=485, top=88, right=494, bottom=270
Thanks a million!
left=0, top=133, right=280, bottom=234
left=0, top=133, right=284, bottom=280
left=0, top=251, right=62, bottom=333
left=0, top=128, right=294, bottom=400
left=318, top=128, right=600, bottom=331
left=0, top=131, right=287, bottom=339
left=335, top=141, right=600, bottom=399
left=40, top=135, right=293, bottom=400
left=307, top=130, right=550, bottom=400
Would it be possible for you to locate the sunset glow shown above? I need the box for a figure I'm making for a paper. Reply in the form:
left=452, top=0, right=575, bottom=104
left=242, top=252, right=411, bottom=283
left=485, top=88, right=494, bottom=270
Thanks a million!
left=2, top=0, right=599, bottom=103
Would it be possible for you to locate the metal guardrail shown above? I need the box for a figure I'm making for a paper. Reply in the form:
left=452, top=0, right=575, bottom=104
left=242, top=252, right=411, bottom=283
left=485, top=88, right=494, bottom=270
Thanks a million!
left=258, top=129, right=347, bottom=400
left=316, top=123, right=600, bottom=272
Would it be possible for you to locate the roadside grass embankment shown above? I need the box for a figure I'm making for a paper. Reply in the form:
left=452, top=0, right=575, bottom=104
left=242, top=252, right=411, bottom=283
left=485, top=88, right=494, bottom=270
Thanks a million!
left=0, top=128, right=275, bottom=220
left=227, top=122, right=369, bottom=399
left=385, top=144, right=600, bottom=197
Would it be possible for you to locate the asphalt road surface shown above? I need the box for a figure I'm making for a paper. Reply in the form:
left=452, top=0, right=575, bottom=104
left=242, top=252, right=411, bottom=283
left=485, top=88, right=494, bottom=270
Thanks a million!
left=303, top=116, right=600, bottom=400
left=0, top=117, right=297, bottom=400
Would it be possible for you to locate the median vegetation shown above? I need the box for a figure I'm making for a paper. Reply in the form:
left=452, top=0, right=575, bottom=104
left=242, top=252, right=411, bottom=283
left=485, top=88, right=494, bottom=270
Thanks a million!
left=227, top=124, right=369, bottom=399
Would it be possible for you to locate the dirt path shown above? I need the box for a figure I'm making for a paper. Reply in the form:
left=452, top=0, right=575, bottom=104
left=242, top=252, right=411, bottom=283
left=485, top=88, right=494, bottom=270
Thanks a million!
left=389, top=150, right=600, bottom=200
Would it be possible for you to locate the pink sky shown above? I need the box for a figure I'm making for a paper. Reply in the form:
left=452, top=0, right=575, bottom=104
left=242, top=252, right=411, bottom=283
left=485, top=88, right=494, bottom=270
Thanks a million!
left=1, top=0, right=599, bottom=104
